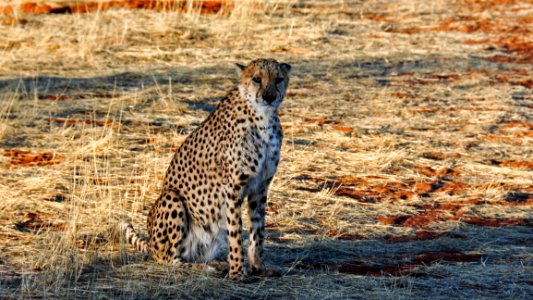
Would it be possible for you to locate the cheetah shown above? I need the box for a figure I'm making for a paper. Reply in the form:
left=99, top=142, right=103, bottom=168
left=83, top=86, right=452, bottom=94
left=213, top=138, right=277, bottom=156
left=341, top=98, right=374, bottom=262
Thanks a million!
left=119, top=58, right=291, bottom=280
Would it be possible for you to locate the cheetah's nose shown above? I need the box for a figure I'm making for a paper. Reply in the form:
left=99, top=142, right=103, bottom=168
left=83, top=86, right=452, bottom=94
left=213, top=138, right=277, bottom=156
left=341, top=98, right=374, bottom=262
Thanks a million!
left=263, top=94, right=277, bottom=104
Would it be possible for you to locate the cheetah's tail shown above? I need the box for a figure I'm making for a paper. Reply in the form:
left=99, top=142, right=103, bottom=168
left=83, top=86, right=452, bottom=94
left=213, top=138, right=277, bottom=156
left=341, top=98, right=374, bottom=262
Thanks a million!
left=118, top=220, right=150, bottom=255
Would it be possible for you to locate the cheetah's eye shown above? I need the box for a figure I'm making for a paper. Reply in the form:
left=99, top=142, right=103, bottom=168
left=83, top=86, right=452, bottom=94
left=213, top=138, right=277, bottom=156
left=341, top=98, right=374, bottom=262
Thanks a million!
left=275, top=77, right=284, bottom=84
left=252, top=76, right=261, bottom=84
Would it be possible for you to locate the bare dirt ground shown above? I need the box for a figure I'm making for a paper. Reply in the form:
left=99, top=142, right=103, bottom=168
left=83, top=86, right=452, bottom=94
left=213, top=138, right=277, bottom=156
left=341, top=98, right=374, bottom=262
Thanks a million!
left=0, top=0, right=531, bottom=299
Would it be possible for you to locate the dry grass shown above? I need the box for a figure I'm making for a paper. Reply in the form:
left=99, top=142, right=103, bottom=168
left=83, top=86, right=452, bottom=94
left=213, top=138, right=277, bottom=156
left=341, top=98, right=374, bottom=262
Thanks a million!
left=0, top=0, right=532, bottom=298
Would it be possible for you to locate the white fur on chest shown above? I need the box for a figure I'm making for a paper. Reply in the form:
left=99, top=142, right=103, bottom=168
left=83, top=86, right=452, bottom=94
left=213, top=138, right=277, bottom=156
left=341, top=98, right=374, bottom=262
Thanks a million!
left=245, top=119, right=281, bottom=196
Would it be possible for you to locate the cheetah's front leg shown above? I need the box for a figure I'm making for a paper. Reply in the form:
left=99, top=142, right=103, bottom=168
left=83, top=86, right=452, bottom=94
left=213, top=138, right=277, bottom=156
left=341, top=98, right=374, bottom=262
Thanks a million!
left=226, top=194, right=246, bottom=280
left=247, top=187, right=268, bottom=274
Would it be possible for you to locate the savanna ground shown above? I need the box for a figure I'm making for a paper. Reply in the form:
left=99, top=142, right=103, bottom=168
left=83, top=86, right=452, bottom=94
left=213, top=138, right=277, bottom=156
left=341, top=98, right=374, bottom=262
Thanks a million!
left=0, top=0, right=532, bottom=298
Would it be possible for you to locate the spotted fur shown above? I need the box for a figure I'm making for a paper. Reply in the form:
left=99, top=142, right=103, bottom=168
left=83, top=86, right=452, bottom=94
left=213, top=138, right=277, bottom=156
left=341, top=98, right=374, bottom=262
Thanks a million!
left=120, top=58, right=291, bottom=280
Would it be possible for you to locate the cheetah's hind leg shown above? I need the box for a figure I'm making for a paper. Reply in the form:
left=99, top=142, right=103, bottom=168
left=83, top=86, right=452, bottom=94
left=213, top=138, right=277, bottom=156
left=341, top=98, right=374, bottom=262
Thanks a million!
left=152, top=190, right=227, bottom=277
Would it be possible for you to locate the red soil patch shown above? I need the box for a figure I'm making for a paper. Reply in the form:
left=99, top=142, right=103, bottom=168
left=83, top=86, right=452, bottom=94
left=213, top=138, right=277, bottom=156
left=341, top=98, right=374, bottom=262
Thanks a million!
left=416, top=165, right=461, bottom=177
left=325, top=229, right=365, bottom=240
left=377, top=215, right=410, bottom=226
left=391, top=92, right=415, bottom=99
left=334, top=184, right=415, bottom=202
left=360, top=33, right=384, bottom=39
left=430, top=199, right=482, bottom=211
left=495, top=121, right=533, bottom=137
left=1, top=1, right=228, bottom=16
left=466, top=33, right=533, bottom=49
left=433, top=181, right=467, bottom=196
left=378, top=211, right=447, bottom=228
left=461, top=0, right=518, bottom=7
left=496, top=36, right=533, bottom=57
left=285, top=90, right=306, bottom=97
left=332, top=125, right=354, bottom=133
left=302, top=175, right=529, bottom=231
left=413, top=182, right=433, bottom=194
left=337, top=187, right=413, bottom=201
left=466, top=36, right=533, bottom=65
left=421, top=151, right=462, bottom=161
left=413, top=178, right=467, bottom=198
left=304, top=175, right=387, bottom=187
left=45, top=117, right=114, bottom=127
left=296, top=175, right=415, bottom=202
left=405, top=74, right=464, bottom=86
left=499, top=121, right=533, bottom=130
left=410, top=107, right=439, bottom=114
left=361, top=12, right=399, bottom=23
left=385, top=27, right=423, bottom=35
left=378, top=199, right=479, bottom=228
left=14, top=212, right=66, bottom=231
left=298, top=175, right=467, bottom=202
left=281, top=124, right=304, bottom=134
left=20, top=3, right=54, bottom=14
left=303, top=117, right=341, bottom=125
left=490, top=55, right=533, bottom=65
left=480, top=135, right=524, bottom=145
left=387, top=11, right=532, bottom=45
left=379, top=204, right=531, bottom=228
left=448, top=106, right=502, bottom=112
left=290, top=3, right=356, bottom=17
left=495, top=75, right=533, bottom=88
left=301, top=249, right=485, bottom=277
left=413, top=251, right=482, bottom=264
left=266, top=206, right=280, bottom=216
left=413, top=106, right=499, bottom=114
left=460, top=217, right=531, bottom=227
left=303, top=250, right=482, bottom=276
left=38, top=92, right=115, bottom=101
left=0, top=5, right=14, bottom=14
left=431, top=16, right=507, bottom=34
left=2, top=18, right=24, bottom=26
left=497, top=161, right=533, bottom=169
left=89, top=176, right=154, bottom=185
left=430, top=74, right=462, bottom=80
left=3, top=149, right=63, bottom=166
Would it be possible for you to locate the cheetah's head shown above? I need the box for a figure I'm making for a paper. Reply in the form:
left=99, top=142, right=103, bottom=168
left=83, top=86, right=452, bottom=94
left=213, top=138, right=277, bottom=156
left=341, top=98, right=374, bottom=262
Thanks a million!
left=236, top=58, right=291, bottom=109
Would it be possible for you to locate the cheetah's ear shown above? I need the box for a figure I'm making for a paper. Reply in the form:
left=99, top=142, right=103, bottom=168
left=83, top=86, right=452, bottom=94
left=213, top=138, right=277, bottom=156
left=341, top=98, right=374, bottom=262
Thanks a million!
left=235, top=63, right=246, bottom=75
left=280, top=63, right=292, bottom=74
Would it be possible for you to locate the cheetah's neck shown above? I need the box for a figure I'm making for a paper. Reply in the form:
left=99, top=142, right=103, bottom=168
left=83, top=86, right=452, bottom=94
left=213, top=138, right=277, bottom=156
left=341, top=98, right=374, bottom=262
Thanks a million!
left=237, top=84, right=278, bottom=123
